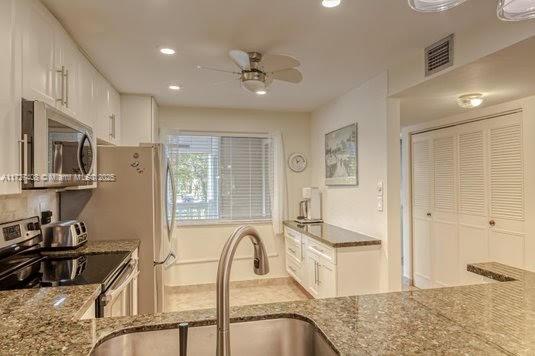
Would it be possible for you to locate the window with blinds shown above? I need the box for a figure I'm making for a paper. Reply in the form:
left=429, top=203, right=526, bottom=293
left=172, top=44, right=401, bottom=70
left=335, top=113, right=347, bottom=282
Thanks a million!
left=166, top=133, right=273, bottom=222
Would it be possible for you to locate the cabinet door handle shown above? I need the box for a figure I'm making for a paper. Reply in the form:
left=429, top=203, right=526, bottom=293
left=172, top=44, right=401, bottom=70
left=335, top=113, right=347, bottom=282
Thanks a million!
left=489, top=220, right=496, bottom=227
left=426, top=212, right=432, bottom=217
left=56, top=66, right=66, bottom=105
left=317, top=262, right=321, bottom=285
left=18, top=134, right=28, bottom=182
left=64, top=69, right=69, bottom=107
left=314, top=261, right=319, bottom=285
left=109, top=114, right=116, bottom=139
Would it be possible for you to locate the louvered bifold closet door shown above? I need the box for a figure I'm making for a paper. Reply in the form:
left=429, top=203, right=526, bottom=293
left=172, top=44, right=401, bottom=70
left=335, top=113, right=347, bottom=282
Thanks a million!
left=487, top=113, right=525, bottom=268
left=431, top=128, right=459, bottom=287
left=457, top=122, right=489, bottom=285
left=411, top=133, right=434, bottom=288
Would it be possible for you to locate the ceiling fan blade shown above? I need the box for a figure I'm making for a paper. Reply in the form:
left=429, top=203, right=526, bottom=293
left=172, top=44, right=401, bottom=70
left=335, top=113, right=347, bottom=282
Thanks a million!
left=262, top=54, right=300, bottom=72
left=229, top=50, right=251, bottom=70
left=206, top=78, right=240, bottom=87
left=196, top=65, right=239, bottom=75
left=271, top=68, right=303, bottom=84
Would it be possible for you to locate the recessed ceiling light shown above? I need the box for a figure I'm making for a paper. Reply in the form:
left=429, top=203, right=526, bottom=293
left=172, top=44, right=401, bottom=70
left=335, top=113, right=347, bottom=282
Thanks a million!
left=160, top=48, right=176, bottom=55
left=408, top=0, right=467, bottom=12
left=169, top=85, right=181, bottom=91
left=457, top=93, right=484, bottom=109
left=255, top=90, right=267, bottom=95
left=322, top=0, right=341, bottom=8
left=497, top=0, right=535, bottom=21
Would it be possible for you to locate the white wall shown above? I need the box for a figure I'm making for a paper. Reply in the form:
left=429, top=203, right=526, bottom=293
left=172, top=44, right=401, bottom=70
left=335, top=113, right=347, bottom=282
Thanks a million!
left=389, top=19, right=535, bottom=96
left=401, top=95, right=535, bottom=278
left=159, top=106, right=311, bottom=286
left=0, top=190, right=58, bottom=224
left=310, top=72, right=401, bottom=292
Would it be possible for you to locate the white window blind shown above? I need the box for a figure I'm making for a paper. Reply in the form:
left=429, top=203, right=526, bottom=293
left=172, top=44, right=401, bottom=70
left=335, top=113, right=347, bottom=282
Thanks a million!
left=166, top=133, right=273, bottom=222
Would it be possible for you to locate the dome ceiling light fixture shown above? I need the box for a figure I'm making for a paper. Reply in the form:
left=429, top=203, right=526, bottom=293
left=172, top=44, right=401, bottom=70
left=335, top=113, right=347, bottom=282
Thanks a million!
left=408, top=0, right=535, bottom=21
left=457, top=93, right=484, bottom=109
left=408, top=0, right=467, bottom=12
left=497, top=0, right=535, bottom=21
left=322, top=0, right=342, bottom=8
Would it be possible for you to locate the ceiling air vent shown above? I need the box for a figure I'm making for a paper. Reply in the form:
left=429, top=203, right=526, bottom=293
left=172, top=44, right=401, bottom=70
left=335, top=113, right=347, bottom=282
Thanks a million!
left=425, top=34, right=454, bottom=76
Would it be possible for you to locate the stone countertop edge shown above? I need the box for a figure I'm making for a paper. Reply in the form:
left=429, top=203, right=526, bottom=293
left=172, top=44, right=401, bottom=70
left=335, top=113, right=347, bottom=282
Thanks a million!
left=467, top=262, right=521, bottom=282
left=41, top=239, right=141, bottom=257
left=283, top=220, right=381, bottom=248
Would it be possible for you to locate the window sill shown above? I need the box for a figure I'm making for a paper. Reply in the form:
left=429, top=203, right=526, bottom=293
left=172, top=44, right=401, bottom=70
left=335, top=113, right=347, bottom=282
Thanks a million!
left=176, top=219, right=272, bottom=228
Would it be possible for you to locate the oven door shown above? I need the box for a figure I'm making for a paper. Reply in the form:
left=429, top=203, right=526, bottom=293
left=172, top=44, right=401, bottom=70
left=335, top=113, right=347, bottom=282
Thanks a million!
left=22, top=100, right=95, bottom=189
left=98, top=259, right=139, bottom=318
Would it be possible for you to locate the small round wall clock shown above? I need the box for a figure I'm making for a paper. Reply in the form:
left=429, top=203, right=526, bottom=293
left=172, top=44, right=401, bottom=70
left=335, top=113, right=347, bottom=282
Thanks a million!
left=288, top=153, right=307, bottom=173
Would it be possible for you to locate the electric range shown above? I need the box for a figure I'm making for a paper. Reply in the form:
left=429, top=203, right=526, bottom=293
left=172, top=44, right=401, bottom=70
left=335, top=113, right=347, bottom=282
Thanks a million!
left=0, top=216, right=136, bottom=317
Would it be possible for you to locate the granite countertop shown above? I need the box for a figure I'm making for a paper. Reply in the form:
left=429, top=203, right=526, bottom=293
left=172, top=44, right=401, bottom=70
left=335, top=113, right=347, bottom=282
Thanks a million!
left=283, top=220, right=381, bottom=248
left=0, top=284, right=101, bottom=355
left=4, top=262, right=535, bottom=355
left=41, top=239, right=140, bottom=258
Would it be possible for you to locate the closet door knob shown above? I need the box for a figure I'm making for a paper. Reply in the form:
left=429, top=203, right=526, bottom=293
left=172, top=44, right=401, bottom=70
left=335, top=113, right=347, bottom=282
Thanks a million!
left=489, top=220, right=496, bottom=227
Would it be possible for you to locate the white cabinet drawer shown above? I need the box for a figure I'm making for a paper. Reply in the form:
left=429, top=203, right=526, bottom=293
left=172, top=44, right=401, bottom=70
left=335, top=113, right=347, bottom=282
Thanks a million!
left=286, top=253, right=305, bottom=286
left=308, top=239, right=336, bottom=264
left=286, top=236, right=302, bottom=261
left=284, top=227, right=301, bottom=241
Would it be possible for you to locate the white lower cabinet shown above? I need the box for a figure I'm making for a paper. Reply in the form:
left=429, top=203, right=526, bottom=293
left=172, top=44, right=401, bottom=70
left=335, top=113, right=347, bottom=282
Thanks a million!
left=285, top=226, right=381, bottom=298
left=305, top=245, right=336, bottom=299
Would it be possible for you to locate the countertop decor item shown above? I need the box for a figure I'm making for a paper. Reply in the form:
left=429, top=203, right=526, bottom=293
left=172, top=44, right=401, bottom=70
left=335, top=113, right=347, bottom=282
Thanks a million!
left=288, top=152, right=307, bottom=172
left=325, top=123, right=358, bottom=186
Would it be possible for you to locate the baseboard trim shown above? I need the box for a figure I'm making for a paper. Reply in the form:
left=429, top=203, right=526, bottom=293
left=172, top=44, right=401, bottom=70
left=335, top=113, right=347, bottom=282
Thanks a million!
left=173, top=253, right=279, bottom=266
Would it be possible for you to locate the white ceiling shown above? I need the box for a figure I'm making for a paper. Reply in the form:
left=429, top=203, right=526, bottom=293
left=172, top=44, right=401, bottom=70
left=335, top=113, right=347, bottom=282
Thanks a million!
left=42, top=0, right=499, bottom=111
left=397, top=36, right=535, bottom=127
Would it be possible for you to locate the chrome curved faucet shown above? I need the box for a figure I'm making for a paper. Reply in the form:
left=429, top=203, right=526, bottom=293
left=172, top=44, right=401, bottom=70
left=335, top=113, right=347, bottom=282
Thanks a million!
left=216, top=226, right=270, bottom=356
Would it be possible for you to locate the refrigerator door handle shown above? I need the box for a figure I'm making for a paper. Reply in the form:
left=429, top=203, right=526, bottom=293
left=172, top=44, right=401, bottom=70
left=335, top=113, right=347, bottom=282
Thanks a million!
left=166, top=157, right=178, bottom=239
left=154, top=251, right=176, bottom=266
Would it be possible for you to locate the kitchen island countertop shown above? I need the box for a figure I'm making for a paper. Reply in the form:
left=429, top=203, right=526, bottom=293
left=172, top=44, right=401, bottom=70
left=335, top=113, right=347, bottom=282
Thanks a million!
left=3, top=261, right=535, bottom=355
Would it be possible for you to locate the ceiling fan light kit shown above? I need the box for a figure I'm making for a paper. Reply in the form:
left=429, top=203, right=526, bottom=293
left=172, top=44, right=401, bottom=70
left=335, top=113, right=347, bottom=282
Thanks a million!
left=497, top=0, right=535, bottom=21
left=198, top=50, right=303, bottom=95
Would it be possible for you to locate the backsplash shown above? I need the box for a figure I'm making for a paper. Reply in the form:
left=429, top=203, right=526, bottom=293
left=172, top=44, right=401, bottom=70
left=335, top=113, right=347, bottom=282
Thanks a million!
left=0, top=191, right=59, bottom=224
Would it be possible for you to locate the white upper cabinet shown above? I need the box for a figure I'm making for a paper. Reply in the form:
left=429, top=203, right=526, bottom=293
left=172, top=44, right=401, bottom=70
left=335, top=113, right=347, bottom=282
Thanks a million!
left=20, top=0, right=120, bottom=144
left=0, top=0, right=22, bottom=195
left=77, top=56, right=97, bottom=127
left=54, top=26, right=81, bottom=120
left=120, top=95, right=159, bottom=146
left=21, top=0, right=57, bottom=106
left=94, top=76, right=121, bottom=145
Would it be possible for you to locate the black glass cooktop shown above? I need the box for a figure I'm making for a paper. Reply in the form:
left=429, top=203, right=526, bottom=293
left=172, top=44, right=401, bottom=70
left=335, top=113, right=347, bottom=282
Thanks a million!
left=0, top=252, right=130, bottom=291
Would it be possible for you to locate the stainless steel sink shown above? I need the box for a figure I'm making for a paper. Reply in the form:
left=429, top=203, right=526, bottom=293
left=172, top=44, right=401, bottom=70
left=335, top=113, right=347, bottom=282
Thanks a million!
left=92, top=318, right=338, bottom=356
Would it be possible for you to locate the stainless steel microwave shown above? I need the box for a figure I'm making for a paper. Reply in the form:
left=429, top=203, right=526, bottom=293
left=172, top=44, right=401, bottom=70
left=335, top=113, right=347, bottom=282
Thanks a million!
left=21, top=100, right=96, bottom=189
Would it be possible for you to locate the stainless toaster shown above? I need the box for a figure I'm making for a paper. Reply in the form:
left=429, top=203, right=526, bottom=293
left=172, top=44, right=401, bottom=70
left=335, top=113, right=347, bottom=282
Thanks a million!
left=43, top=220, right=88, bottom=249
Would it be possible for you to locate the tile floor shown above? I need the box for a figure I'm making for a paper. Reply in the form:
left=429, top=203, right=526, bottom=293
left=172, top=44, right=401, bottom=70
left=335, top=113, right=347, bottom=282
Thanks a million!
left=165, top=277, right=311, bottom=312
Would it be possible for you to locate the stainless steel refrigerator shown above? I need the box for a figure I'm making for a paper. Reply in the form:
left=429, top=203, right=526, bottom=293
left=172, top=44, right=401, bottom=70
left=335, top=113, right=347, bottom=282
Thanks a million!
left=63, top=144, right=177, bottom=314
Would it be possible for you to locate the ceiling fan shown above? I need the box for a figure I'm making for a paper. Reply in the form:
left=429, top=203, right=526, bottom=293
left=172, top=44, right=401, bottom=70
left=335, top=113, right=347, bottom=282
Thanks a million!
left=197, top=50, right=303, bottom=95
